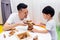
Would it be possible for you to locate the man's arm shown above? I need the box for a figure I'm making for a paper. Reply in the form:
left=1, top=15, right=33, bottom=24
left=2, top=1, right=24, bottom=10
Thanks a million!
left=3, top=22, right=27, bottom=31
left=3, top=23, right=18, bottom=31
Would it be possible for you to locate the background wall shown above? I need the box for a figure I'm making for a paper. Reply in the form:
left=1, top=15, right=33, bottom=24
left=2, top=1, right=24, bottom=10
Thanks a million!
left=10, top=0, right=60, bottom=24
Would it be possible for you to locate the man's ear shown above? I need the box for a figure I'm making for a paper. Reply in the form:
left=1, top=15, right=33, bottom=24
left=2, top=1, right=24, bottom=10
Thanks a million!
left=19, top=9, right=22, bottom=11
left=18, top=10, right=22, bottom=13
left=20, top=9, right=22, bottom=11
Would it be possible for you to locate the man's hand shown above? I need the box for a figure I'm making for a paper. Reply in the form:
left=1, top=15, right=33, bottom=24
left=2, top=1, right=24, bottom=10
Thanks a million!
left=3, top=25, right=15, bottom=31
left=23, top=20, right=32, bottom=24
left=3, top=22, right=27, bottom=31
left=15, top=23, right=27, bottom=26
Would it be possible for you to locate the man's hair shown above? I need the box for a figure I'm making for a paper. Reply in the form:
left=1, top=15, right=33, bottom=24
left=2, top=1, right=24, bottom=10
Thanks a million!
left=42, top=6, right=55, bottom=17
left=17, top=3, right=28, bottom=11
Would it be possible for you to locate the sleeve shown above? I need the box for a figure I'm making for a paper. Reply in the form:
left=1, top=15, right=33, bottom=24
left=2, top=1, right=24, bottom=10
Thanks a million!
left=46, top=22, right=52, bottom=31
left=6, top=14, right=14, bottom=24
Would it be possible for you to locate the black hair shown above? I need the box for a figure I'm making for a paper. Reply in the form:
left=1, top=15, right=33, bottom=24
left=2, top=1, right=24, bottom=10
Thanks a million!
left=17, top=3, right=28, bottom=11
left=42, top=6, right=55, bottom=17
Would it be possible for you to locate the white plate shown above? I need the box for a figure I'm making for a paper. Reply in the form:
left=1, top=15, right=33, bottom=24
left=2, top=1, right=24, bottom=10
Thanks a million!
left=0, top=26, right=51, bottom=40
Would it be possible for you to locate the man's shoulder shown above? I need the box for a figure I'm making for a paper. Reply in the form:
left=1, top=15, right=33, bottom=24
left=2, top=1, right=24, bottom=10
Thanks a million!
left=10, top=13, right=18, bottom=17
left=11, top=13, right=18, bottom=15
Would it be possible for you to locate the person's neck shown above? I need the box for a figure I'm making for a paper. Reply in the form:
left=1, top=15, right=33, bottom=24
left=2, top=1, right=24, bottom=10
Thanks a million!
left=18, top=13, right=24, bottom=20
left=47, top=17, right=52, bottom=21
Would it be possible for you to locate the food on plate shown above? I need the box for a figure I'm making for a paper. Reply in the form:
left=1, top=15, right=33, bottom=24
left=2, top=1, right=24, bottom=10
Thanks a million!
left=9, top=30, right=15, bottom=36
left=27, top=22, right=33, bottom=31
left=23, top=20, right=31, bottom=24
left=23, top=20, right=35, bottom=31
left=10, top=27, right=18, bottom=32
left=17, top=32, right=30, bottom=39
left=33, top=36, right=38, bottom=40
left=27, top=20, right=35, bottom=25
left=23, top=20, right=35, bottom=25
left=10, top=28, right=16, bottom=30
left=27, top=21, right=35, bottom=31
left=3, top=34, right=6, bottom=38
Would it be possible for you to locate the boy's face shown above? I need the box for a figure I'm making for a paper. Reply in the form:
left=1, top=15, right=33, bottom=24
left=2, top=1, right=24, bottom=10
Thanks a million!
left=43, top=13, right=51, bottom=20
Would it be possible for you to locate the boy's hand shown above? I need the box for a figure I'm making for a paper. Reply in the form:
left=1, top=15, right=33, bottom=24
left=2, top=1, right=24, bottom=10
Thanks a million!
left=39, top=23, right=46, bottom=27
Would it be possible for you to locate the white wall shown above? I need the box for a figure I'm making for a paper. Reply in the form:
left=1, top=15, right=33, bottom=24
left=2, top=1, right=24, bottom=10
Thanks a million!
left=10, top=0, right=60, bottom=24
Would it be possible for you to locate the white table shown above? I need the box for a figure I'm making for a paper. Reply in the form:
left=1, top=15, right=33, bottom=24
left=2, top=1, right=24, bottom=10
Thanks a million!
left=0, top=26, right=51, bottom=40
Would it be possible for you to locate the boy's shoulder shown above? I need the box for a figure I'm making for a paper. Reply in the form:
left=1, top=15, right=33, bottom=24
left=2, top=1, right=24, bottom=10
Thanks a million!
left=46, top=19, right=56, bottom=30
left=46, top=19, right=56, bottom=26
left=47, top=19, right=55, bottom=24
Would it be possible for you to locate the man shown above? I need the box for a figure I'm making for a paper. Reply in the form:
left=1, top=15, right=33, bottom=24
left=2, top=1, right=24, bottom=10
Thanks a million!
left=3, top=3, right=30, bottom=31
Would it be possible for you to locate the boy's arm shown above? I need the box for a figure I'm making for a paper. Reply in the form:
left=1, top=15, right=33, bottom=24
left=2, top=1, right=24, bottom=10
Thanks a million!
left=35, top=23, right=46, bottom=27
left=39, top=23, right=46, bottom=27
left=32, top=29, right=48, bottom=33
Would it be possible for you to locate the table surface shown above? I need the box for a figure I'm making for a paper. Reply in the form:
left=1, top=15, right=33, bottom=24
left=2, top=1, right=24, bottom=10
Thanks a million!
left=0, top=26, right=51, bottom=40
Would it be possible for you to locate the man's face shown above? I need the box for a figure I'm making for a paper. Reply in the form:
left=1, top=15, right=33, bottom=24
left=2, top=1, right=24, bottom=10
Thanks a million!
left=18, top=8, right=28, bottom=20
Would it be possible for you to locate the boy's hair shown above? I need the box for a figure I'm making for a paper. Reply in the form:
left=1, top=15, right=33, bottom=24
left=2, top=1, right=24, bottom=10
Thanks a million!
left=42, top=6, right=55, bottom=17
left=17, top=3, right=28, bottom=11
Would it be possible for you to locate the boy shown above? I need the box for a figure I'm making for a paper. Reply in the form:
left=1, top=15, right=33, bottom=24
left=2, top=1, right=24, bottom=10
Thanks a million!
left=32, top=6, right=57, bottom=40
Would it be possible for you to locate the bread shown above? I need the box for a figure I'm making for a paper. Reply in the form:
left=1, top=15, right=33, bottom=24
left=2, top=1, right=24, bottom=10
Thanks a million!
left=33, top=36, right=38, bottom=40
left=27, top=22, right=34, bottom=31
left=3, top=34, right=6, bottom=38
left=17, top=32, right=30, bottom=39
left=9, top=30, right=15, bottom=36
left=10, top=28, right=16, bottom=30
